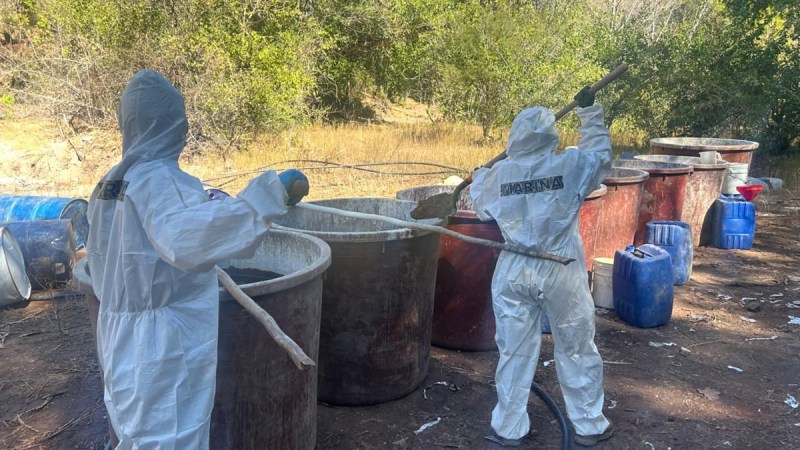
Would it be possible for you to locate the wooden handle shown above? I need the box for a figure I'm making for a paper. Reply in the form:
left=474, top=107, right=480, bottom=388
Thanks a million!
left=482, top=63, right=629, bottom=169
left=296, top=203, right=574, bottom=265
left=215, top=266, right=315, bottom=371
left=553, top=63, right=629, bottom=120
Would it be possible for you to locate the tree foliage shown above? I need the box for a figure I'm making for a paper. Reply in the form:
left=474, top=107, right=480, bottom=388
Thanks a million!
left=1, top=0, right=799, bottom=152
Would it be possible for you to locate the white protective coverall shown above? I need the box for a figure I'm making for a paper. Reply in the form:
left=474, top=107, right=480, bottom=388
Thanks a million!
left=87, top=70, right=288, bottom=449
left=470, top=104, right=612, bottom=440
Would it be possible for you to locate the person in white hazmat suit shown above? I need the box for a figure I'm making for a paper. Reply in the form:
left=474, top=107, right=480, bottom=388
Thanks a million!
left=470, top=88, right=614, bottom=447
left=87, top=70, right=307, bottom=449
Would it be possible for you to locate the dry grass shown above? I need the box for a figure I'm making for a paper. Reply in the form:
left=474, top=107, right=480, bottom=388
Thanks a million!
left=201, top=122, right=506, bottom=199
left=0, top=115, right=652, bottom=200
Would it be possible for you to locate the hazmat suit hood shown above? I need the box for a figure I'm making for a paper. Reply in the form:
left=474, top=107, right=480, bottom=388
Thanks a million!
left=505, top=107, right=559, bottom=159
left=109, top=70, right=188, bottom=181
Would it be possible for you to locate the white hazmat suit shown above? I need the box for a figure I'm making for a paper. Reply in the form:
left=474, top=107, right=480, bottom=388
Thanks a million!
left=470, top=105, right=612, bottom=441
left=87, top=70, right=288, bottom=449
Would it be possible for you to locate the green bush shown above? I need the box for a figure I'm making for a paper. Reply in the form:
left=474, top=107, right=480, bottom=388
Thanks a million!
left=1, top=0, right=799, bottom=153
left=2, top=0, right=320, bottom=148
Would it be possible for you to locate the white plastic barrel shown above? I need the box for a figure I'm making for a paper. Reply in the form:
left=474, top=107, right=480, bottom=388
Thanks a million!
left=591, top=257, right=614, bottom=309
left=722, top=163, right=749, bottom=194
left=0, top=227, right=32, bottom=307
left=758, top=177, right=783, bottom=192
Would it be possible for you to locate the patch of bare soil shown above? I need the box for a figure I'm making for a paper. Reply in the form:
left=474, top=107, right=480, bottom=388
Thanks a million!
left=1, top=192, right=798, bottom=449
left=0, top=298, right=106, bottom=450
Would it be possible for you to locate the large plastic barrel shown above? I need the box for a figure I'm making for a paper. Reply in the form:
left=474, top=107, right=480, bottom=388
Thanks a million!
left=635, top=155, right=729, bottom=246
left=0, top=227, right=31, bottom=307
left=0, top=195, right=89, bottom=248
left=613, top=159, right=693, bottom=245
left=579, top=185, right=607, bottom=272
left=75, top=229, right=332, bottom=449
left=0, top=220, right=75, bottom=290
left=397, top=185, right=500, bottom=351
left=594, top=168, right=649, bottom=259
left=274, top=198, right=441, bottom=405
left=650, top=137, right=759, bottom=166
left=613, top=244, right=674, bottom=328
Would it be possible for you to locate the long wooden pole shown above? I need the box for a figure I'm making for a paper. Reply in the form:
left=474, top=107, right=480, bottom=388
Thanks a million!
left=295, top=202, right=574, bottom=265
left=410, top=63, right=629, bottom=220
left=215, top=266, right=315, bottom=371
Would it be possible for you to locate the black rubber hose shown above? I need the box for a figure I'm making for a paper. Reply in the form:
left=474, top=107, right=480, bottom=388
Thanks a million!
left=531, top=380, right=570, bottom=450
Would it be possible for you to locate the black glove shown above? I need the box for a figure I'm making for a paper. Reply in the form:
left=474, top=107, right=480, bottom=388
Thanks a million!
left=574, top=86, right=595, bottom=108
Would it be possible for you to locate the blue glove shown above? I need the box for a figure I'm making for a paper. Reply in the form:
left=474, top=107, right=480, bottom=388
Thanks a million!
left=278, top=169, right=309, bottom=206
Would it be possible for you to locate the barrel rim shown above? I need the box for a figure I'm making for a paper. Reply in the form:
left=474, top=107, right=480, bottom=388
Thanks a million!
left=59, top=198, right=89, bottom=217
left=397, top=184, right=478, bottom=218
left=446, top=211, right=498, bottom=226
left=275, top=197, right=443, bottom=242
left=218, top=229, right=332, bottom=300
left=613, top=159, right=694, bottom=175
left=650, top=137, right=759, bottom=152
left=0, top=227, right=32, bottom=301
left=396, top=184, right=462, bottom=198
left=593, top=256, right=614, bottom=264
left=73, top=229, right=333, bottom=301
left=603, top=168, right=649, bottom=185
left=635, top=154, right=730, bottom=171
left=586, top=184, right=608, bottom=200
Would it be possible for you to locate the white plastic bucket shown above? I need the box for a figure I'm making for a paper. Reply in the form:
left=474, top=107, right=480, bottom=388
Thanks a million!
left=721, top=163, right=749, bottom=195
left=0, top=227, right=31, bottom=307
left=591, top=257, right=614, bottom=309
left=699, top=151, right=720, bottom=164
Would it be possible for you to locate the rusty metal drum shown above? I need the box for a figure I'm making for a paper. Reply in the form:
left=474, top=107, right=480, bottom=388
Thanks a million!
left=636, top=155, right=729, bottom=246
left=396, top=185, right=500, bottom=351
left=578, top=185, right=607, bottom=272
left=274, top=198, right=441, bottom=405
left=650, top=137, right=759, bottom=166
left=613, top=159, right=693, bottom=245
left=594, top=168, right=649, bottom=259
left=433, top=212, right=502, bottom=350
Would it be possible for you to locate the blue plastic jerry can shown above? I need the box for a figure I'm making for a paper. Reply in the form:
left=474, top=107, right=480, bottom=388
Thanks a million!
left=644, top=221, right=693, bottom=285
left=613, top=244, right=674, bottom=328
left=712, top=194, right=755, bottom=249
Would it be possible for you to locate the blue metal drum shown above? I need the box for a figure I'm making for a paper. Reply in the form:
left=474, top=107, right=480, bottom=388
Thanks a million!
left=0, top=195, right=89, bottom=248
left=0, top=220, right=76, bottom=290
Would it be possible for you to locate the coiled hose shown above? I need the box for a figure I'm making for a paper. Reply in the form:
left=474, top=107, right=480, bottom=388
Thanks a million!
left=531, top=380, right=570, bottom=450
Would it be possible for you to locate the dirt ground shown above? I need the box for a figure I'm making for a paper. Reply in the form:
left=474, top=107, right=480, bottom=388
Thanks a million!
left=1, top=191, right=799, bottom=450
